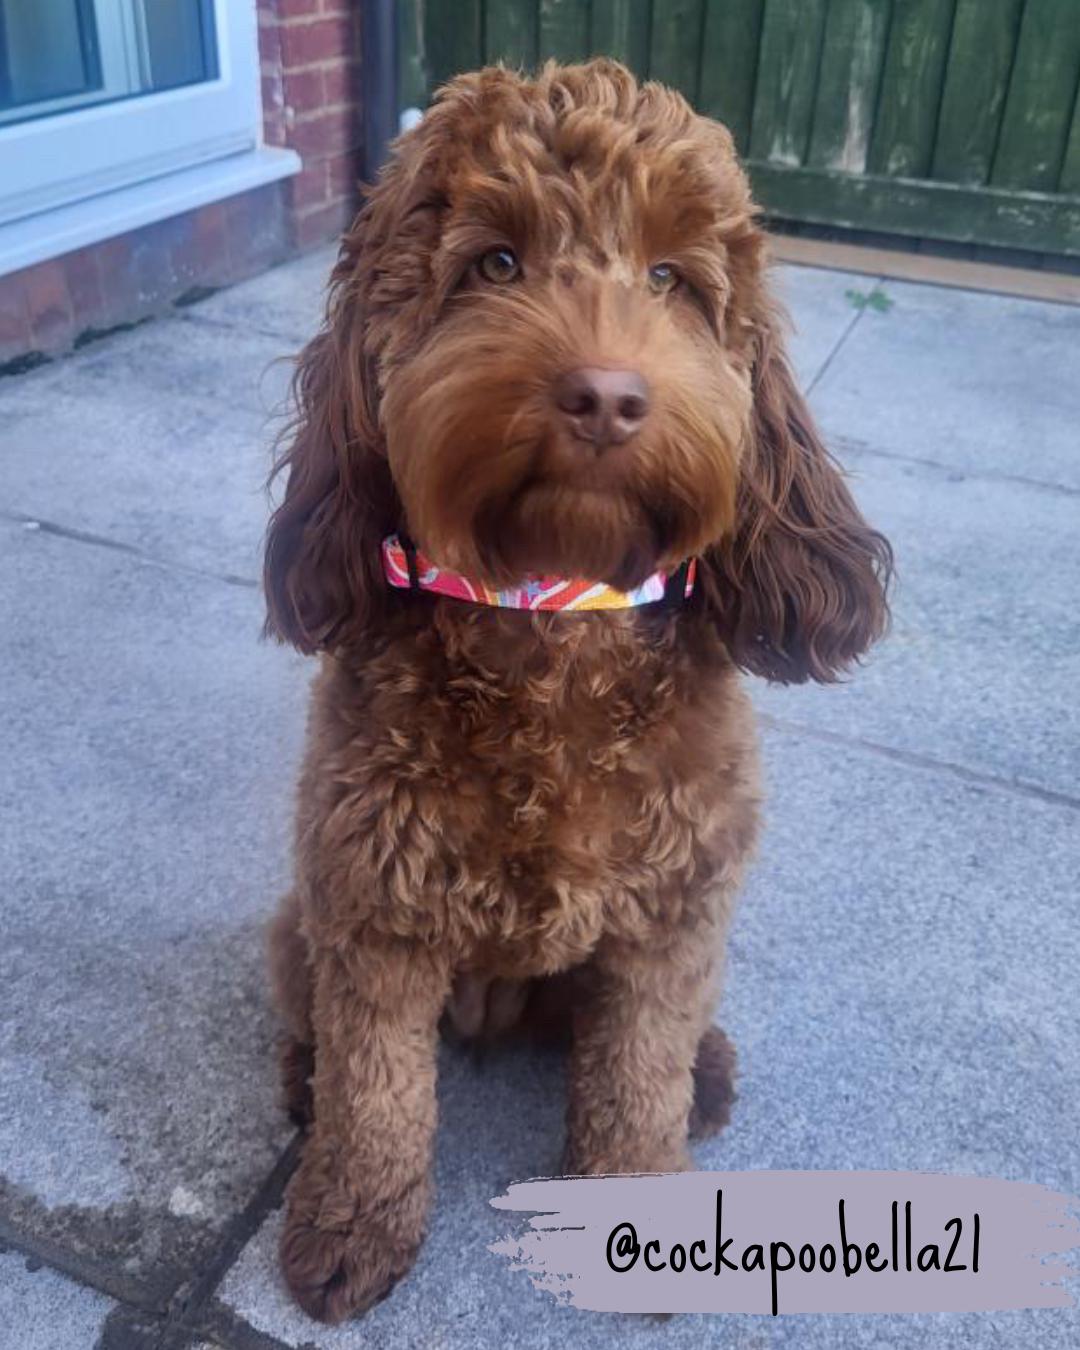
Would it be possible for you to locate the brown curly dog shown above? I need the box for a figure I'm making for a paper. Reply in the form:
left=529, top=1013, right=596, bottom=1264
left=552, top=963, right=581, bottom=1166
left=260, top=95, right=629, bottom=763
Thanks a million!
left=263, top=59, right=891, bottom=1323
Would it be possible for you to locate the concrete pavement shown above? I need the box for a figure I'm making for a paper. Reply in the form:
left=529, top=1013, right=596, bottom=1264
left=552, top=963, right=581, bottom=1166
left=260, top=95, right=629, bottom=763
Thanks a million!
left=0, top=246, right=1077, bottom=1348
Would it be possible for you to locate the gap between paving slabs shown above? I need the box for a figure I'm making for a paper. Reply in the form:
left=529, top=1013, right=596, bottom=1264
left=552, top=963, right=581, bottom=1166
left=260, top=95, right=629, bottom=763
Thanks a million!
left=50, top=1134, right=305, bottom=1349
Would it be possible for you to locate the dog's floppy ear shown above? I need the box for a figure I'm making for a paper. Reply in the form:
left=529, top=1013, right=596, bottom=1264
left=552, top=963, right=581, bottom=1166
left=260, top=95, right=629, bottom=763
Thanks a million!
left=699, top=303, right=892, bottom=683
left=263, top=192, right=406, bottom=654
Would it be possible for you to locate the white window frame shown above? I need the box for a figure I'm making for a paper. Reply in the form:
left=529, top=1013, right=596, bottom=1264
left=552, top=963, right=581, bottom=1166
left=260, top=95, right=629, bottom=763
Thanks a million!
left=1, top=2, right=264, bottom=225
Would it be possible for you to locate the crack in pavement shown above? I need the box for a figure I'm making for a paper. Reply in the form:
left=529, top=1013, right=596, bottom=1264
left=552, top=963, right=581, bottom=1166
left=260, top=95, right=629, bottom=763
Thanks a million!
left=155, top=1135, right=303, bottom=1350
left=831, top=435, right=1080, bottom=498
left=759, top=713, right=1080, bottom=813
left=804, top=274, right=884, bottom=396
left=0, top=510, right=259, bottom=591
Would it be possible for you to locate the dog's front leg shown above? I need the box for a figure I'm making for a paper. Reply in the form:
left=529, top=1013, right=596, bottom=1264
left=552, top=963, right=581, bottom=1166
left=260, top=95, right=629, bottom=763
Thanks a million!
left=280, top=933, right=450, bottom=1324
left=564, top=924, right=718, bottom=1175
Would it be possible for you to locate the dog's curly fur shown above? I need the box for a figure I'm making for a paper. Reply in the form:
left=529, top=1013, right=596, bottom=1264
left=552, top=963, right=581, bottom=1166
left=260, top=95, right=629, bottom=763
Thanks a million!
left=263, top=60, right=891, bottom=1323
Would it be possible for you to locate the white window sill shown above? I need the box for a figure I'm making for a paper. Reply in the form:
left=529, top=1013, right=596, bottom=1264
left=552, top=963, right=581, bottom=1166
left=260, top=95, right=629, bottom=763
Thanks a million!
left=0, top=145, right=301, bottom=279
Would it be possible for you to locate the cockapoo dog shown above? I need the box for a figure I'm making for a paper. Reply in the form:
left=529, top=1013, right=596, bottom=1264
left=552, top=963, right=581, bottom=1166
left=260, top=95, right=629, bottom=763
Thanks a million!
left=264, top=59, right=891, bottom=1323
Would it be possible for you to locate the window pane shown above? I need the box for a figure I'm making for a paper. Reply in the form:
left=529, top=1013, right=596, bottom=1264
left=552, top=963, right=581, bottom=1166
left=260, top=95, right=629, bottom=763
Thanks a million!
left=0, top=0, right=99, bottom=108
left=143, top=0, right=217, bottom=92
left=0, top=0, right=217, bottom=128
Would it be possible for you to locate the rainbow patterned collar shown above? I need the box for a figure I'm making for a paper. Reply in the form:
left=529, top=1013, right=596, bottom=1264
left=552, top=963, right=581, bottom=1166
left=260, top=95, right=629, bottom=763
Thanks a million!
left=382, top=534, right=696, bottom=612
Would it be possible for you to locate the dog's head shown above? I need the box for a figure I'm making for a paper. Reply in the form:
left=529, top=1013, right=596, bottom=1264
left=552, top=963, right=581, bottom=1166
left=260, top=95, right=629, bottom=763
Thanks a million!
left=265, top=59, right=891, bottom=681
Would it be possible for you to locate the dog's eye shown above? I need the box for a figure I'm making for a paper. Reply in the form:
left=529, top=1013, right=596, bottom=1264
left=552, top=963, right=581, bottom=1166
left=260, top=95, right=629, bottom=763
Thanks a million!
left=477, top=248, right=521, bottom=284
left=647, top=262, right=680, bottom=295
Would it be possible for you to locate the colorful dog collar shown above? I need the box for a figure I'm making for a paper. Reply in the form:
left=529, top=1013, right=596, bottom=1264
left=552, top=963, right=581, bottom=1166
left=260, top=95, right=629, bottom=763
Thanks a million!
left=382, top=534, right=695, bottom=612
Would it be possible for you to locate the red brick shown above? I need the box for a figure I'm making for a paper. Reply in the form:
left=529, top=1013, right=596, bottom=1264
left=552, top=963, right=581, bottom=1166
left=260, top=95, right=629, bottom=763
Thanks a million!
left=278, top=0, right=322, bottom=19
left=24, top=259, right=74, bottom=352
left=319, top=59, right=358, bottom=108
left=257, top=71, right=282, bottom=115
left=0, top=275, right=32, bottom=360
left=283, top=65, right=323, bottom=113
left=222, top=184, right=291, bottom=282
left=290, top=162, right=330, bottom=212
left=257, top=19, right=281, bottom=60
left=325, top=150, right=359, bottom=201
left=91, top=234, right=138, bottom=325
left=257, top=36, right=281, bottom=89
left=279, top=17, right=352, bottom=68
left=293, top=197, right=354, bottom=251
left=125, top=218, right=182, bottom=313
left=170, top=198, right=240, bottom=290
left=146, top=209, right=202, bottom=293
left=184, top=201, right=234, bottom=289
left=262, top=73, right=287, bottom=145
left=62, top=248, right=108, bottom=332
left=290, top=105, right=359, bottom=157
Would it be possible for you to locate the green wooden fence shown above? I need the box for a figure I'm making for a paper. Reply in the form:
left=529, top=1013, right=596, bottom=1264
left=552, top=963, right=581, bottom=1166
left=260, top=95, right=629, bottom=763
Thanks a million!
left=397, top=0, right=1080, bottom=258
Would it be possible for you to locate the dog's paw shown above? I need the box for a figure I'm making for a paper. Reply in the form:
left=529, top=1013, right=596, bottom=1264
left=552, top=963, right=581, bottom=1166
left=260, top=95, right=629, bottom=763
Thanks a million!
left=280, top=1204, right=421, bottom=1325
left=279, top=1164, right=430, bottom=1326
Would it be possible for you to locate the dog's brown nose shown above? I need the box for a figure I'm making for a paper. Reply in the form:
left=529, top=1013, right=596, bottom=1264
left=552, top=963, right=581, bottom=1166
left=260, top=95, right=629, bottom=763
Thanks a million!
left=554, top=367, right=650, bottom=448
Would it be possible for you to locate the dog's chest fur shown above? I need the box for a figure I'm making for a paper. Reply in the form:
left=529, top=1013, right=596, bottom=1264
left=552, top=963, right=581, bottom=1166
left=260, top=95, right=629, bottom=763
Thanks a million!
left=297, top=602, right=760, bottom=974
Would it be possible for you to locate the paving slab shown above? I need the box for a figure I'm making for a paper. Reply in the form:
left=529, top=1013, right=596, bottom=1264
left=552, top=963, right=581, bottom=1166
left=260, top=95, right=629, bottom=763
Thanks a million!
left=217, top=730, right=1080, bottom=1349
left=2, top=253, right=1076, bottom=1348
left=0, top=518, right=307, bottom=1305
left=72, top=313, right=297, bottom=420
left=810, top=278, right=1080, bottom=491
left=0, top=321, right=296, bottom=583
left=752, top=449, right=1080, bottom=802
left=0, top=1251, right=114, bottom=1350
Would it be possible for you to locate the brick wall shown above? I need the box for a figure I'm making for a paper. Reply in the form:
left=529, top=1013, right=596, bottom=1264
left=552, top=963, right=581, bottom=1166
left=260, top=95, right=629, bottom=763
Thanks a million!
left=0, top=0, right=363, bottom=371
left=258, top=0, right=363, bottom=251
left=0, top=187, right=292, bottom=373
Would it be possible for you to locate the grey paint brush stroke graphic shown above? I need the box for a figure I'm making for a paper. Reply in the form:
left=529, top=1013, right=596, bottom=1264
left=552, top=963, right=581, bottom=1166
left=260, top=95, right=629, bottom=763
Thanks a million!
left=490, top=1171, right=1080, bottom=1314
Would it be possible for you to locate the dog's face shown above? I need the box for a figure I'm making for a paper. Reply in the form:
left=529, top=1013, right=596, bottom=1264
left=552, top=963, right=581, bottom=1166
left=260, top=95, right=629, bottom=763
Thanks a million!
left=379, top=72, right=757, bottom=589
left=266, top=60, right=891, bottom=682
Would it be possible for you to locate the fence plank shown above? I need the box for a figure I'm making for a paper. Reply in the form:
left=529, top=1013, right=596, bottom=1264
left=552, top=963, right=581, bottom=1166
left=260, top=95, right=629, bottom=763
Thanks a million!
left=1059, top=86, right=1080, bottom=196
left=808, top=0, right=890, bottom=174
left=649, top=0, right=704, bottom=100
left=992, top=0, right=1080, bottom=192
left=486, top=0, right=539, bottom=68
left=698, top=0, right=765, bottom=153
left=749, top=159, right=1080, bottom=255
left=868, top=0, right=956, bottom=178
left=398, top=0, right=428, bottom=110
left=931, top=0, right=1023, bottom=186
left=426, top=0, right=483, bottom=90
left=590, top=0, right=651, bottom=71
left=749, top=0, right=828, bottom=166
left=538, top=0, right=590, bottom=62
